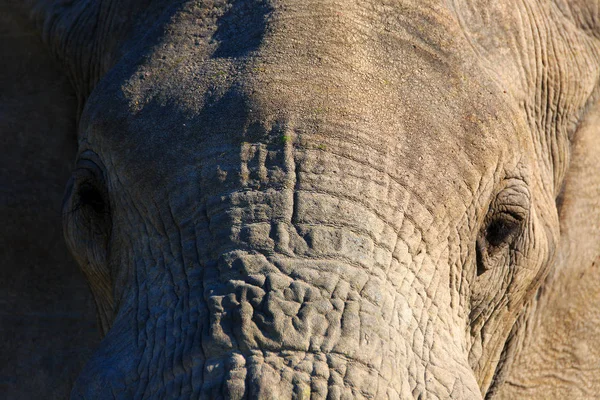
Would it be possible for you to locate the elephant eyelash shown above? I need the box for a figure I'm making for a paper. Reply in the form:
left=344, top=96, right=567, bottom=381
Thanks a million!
left=476, top=210, right=526, bottom=276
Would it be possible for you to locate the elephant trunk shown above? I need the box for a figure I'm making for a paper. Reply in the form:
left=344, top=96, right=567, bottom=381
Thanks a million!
left=72, top=141, right=482, bottom=399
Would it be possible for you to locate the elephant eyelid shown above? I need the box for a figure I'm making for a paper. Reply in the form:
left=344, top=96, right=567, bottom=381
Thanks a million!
left=476, top=184, right=530, bottom=276
left=494, top=181, right=531, bottom=215
left=488, top=181, right=531, bottom=226
left=476, top=214, right=522, bottom=276
left=484, top=195, right=529, bottom=245
left=494, top=205, right=527, bottom=223
left=75, top=158, right=105, bottom=178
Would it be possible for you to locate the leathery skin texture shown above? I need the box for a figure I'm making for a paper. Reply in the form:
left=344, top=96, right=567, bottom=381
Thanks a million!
left=12, top=0, right=600, bottom=398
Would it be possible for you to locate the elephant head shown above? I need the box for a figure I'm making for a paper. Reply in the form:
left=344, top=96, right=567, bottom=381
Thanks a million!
left=14, top=0, right=600, bottom=398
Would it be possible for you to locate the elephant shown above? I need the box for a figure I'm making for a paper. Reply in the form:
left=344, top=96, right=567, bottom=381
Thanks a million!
left=2, top=0, right=600, bottom=398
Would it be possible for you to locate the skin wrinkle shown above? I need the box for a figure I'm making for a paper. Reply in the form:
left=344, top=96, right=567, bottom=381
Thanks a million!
left=170, top=216, right=195, bottom=393
left=163, top=205, right=197, bottom=395
left=497, top=99, right=600, bottom=397
left=108, top=192, right=156, bottom=395
left=452, top=0, right=596, bottom=390
left=24, top=0, right=595, bottom=398
left=454, top=0, right=599, bottom=193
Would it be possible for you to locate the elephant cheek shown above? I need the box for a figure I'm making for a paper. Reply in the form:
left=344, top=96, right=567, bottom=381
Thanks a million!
left=70, top=311, right=138, bottom=400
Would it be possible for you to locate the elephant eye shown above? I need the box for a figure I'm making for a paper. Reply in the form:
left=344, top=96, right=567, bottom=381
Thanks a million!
left=476, top=212, right=523, bottom=277
left=77, top=181, right=108, bottom=215
left=485, top=213, right=521, bottom=248
left=63, top=157, right=111, bottom=236
left=476, top=183, right=530, bottom=277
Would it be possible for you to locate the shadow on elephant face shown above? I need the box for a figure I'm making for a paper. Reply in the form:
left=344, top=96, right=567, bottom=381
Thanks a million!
left=52, top=1, right=600, bottom=399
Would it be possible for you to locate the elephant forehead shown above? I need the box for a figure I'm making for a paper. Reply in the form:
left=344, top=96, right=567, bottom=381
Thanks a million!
left=79, top=0, right=529, bottom=196
left=86, top=77, right=522, bottom=207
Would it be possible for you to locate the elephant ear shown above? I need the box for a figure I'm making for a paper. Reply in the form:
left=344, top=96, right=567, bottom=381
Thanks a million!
left=494, top=96, right=600, bottom=400
left=453, top=0, right=600, bottom=397
left=0, top=2, right=100, bottom=398
left=453, top=0, right=600, bottom=194
left=500, top=9, right=600, bottom=396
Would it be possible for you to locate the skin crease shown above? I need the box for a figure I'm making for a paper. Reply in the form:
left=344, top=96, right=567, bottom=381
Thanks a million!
left=4, top=0, right=599, bottom=398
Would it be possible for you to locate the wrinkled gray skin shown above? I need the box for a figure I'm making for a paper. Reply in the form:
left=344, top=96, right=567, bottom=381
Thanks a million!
left=5, top=0, right=600, bottom=398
